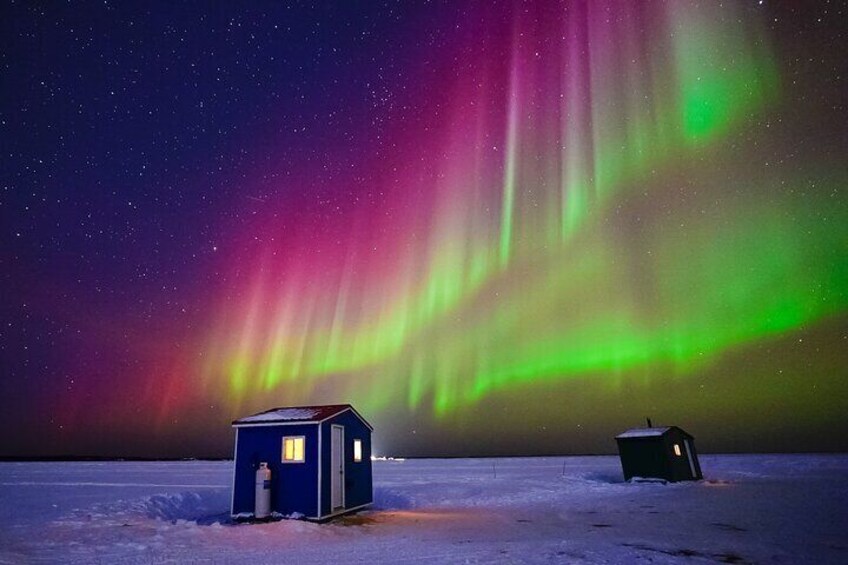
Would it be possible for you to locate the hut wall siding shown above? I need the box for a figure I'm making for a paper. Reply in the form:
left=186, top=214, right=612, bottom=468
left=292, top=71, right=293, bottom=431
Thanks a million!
left=232, top=424, right=319, bottom=516
left=319, top=410, right=373, bottom=517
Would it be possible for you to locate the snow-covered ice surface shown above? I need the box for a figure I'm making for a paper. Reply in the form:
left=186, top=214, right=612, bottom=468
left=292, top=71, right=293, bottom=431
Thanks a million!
left=1, top=455, right=846, bottom=564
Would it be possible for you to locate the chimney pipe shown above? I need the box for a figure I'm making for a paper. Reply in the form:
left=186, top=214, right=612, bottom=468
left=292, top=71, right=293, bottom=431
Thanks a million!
left=646, top=417, right=653, bottom=428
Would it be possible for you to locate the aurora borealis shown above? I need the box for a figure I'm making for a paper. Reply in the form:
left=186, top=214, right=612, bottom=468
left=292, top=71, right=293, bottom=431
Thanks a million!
left=2, top=1, right=847, bottom=458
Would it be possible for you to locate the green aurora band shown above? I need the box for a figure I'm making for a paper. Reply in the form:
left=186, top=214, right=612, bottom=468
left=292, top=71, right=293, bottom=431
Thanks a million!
left=201, top=1, right=847, bottom=424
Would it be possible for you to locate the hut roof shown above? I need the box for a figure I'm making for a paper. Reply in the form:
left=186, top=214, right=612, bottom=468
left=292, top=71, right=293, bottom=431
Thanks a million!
left=616, top=426, right=693, bottom=439
left=232, top=404, right=373, bottom=429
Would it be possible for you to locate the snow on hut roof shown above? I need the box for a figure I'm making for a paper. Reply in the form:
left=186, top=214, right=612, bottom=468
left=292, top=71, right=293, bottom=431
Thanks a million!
left=615, top=427, right=672, bottom=439
left=233, top=404, right=352, bottom=425
left=232, top=404, right=374, bottom=429
left=616, top=426, right=694, bottom=439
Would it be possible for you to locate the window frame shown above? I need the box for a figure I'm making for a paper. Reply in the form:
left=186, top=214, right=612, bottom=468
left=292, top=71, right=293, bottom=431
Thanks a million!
left=353, top=439, right=363, bottom=462
left=282, top=435, right=306, bottom=464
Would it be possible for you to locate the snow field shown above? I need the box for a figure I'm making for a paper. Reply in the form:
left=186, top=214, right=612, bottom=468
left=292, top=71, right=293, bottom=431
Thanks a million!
left=0, top=454, right=846, bottom=563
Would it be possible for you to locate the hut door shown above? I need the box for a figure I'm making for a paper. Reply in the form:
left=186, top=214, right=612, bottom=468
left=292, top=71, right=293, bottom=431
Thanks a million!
left=331, top=425, right=345, bottom=510
left=684, top=439, right=697, bottom=478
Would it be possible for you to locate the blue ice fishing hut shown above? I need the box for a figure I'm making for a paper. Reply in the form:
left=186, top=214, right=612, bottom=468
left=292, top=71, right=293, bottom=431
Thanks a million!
left=230, top=404, right=374, bottom=521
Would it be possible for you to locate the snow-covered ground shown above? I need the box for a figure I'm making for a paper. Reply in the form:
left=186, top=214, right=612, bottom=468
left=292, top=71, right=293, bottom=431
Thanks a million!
left=1, top=454, right=846, bottom=563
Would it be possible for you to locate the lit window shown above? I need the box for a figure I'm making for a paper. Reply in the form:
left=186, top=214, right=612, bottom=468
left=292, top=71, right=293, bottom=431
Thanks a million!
left=353, top=439, right=363, bottom=462
left=673, top=443, right=682, bottom=456
left=282, top=436, right=305, bottom=463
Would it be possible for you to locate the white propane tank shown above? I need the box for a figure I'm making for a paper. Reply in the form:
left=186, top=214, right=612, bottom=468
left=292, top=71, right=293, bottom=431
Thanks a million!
left=255, top=462, right=272, bottom=519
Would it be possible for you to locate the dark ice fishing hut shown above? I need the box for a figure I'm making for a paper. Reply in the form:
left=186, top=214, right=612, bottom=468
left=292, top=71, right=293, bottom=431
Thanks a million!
left=615, top=420, right=703, bottom=482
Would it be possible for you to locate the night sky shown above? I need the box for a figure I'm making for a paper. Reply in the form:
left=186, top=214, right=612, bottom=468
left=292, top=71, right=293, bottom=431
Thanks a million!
left=2, top=1, right=846, bottom=458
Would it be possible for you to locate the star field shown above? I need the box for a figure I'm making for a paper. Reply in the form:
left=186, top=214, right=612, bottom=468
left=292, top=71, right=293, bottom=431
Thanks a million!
left=1, top=1, right=846, bottom=458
